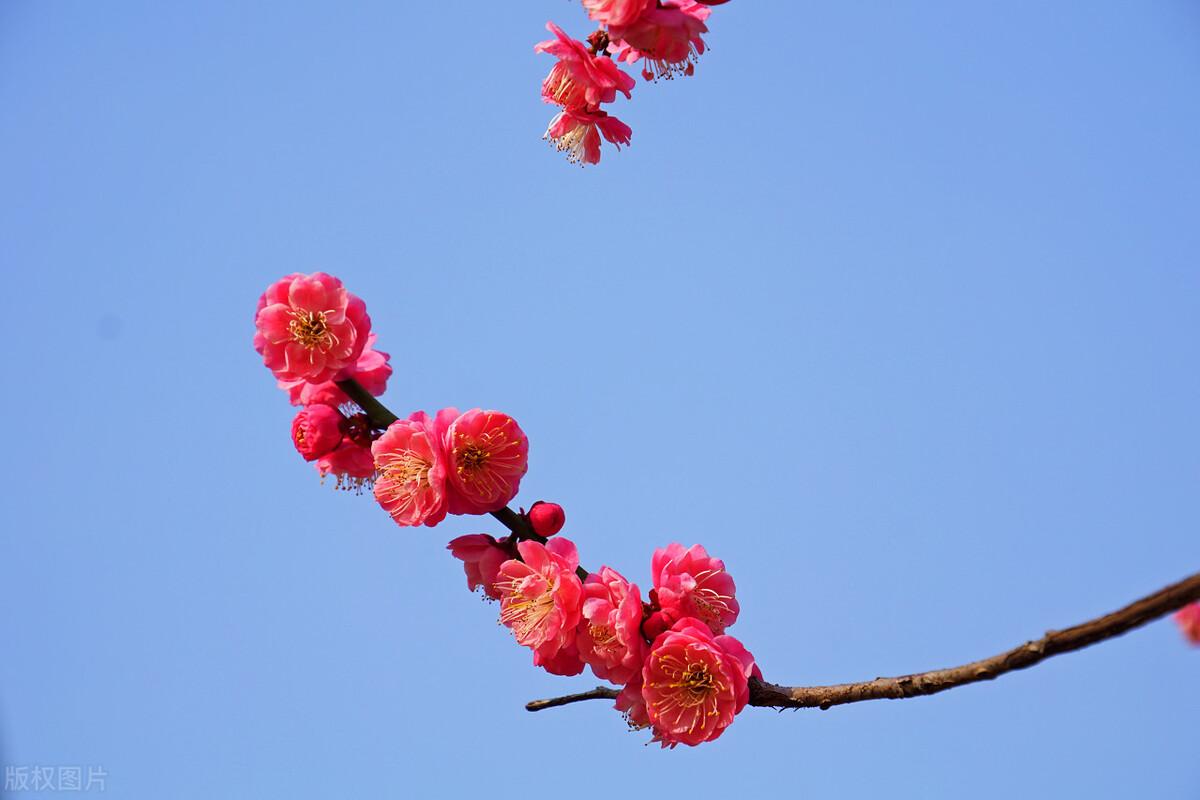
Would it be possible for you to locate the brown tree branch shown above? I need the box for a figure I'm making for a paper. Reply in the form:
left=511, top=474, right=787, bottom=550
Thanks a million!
left=526, top=687, right=619, bottom=711
left=527, top=570, right=1200, bottom=713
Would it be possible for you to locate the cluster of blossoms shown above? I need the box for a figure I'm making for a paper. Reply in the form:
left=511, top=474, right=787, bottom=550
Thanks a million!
left=255, top=271, right=1199, bottom=749
left=538, top=0, right=730, bottom=165
left=254, top=273, right=529, bottom=518
left=451, top=528, right=758, bottom=747
left=254, top=271, right=757, bottom=747
left=255, top=272, right=389, bottom=492
left=373, top=407, right=528, bottom=527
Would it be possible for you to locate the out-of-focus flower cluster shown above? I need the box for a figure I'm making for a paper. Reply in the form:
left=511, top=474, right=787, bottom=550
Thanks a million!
left=537, top=1, right=731, bottom=165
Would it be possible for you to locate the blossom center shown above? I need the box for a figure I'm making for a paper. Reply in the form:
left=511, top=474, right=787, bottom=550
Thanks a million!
left=458, top=444, right=490, bottom=473
left=544, top=115, right=591, bottom=165
left=681, top=665, right=716, bottom=698
left=692, top=589, right=732, bottom=624
left=375, top=451, right=434, bottom=519
left=380, top=452, right=431, bottom=488
left=588, top=623, right=620, bottom=654
left=650, top=653, right=727, bottom=723
left=289, top=309, right=337, bottom=351
left=546, top=64, right=583, bottom=105
left=500, top=577, right=557, bottom=642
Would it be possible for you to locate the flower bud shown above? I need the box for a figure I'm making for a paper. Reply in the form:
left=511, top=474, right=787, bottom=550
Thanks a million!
left=291, top=404, right=343, bottom=461
left=527, top=501, right=566, bottom=538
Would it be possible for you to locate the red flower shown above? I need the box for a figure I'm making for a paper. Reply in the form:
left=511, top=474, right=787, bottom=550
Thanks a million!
left=291, top=404, right=343, bottom=461
left=254, top=272, right=371, bottom=383
left=544, top=108, right=632, bottom=165
left=536, top=22, right=635, bottom=108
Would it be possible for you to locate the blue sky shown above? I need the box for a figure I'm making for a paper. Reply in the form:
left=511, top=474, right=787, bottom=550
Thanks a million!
left=2, top=1, right=1198, bottom=797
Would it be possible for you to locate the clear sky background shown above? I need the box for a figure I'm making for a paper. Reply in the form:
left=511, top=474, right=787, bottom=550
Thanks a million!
left=2, top=1, right=1198, bottom=797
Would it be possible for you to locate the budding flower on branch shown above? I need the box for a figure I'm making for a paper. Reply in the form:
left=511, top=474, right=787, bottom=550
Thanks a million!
left=527, top=501, right=566, bottom=537
left=291, top=405, right=343, bottom=461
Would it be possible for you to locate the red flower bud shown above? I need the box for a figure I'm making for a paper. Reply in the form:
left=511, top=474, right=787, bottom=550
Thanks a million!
left=527, top=501, right=566, bottom=538
left=291, top=404, right=343, bottom=461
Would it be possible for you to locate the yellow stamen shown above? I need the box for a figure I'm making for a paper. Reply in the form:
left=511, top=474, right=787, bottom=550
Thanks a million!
left=288, top=309, right=339, bottom=352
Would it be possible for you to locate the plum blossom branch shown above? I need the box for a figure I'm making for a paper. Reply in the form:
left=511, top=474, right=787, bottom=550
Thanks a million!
left=526, top=569, right=1200, bottom=712
left=259, top=273, right=1198, bottom=746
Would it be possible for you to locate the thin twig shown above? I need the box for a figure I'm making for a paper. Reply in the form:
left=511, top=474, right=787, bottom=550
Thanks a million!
left=526, top=687, right=619, bottom=712
left=527, top=570, right=1200, bottom=713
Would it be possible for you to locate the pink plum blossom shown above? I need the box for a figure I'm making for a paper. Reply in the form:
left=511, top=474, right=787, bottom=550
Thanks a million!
left=278, top=333, right=392, bottom=407
left=254, top=272, right=371, bottom=384
left=372, top=411, right=448, bottom=527
left=577, top=567, right=647, bottom=685
left=447, top=534, right=510, bottom=599
left=1176, top=603, right=1200, bottom=646
left=640, top=617, right=757, bottom=747
left=527, top=501, right=566, bottom=538
left=608, top=0, right=710, bottom=81
left=441, top=408, right=529, bottom=516
left=651, top=542, right=739, bottom=634
left=316, top=437, right=376, bottom=493
left=536, top=22, right=636, bottom=108
left=291, top=404, right=343, bottom=461
left=544, top=107, right=632, bottom=165
left=580, top=0, right=654, bottom=27
left=496, top=538, right=585, bottom=673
